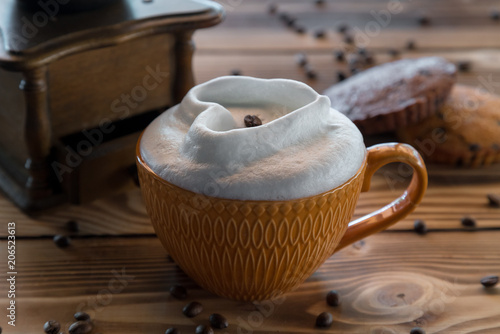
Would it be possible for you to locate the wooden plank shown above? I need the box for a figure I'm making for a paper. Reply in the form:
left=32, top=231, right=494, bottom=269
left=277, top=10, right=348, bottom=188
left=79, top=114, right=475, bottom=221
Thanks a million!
left=1, top=231, right=499, bottom=333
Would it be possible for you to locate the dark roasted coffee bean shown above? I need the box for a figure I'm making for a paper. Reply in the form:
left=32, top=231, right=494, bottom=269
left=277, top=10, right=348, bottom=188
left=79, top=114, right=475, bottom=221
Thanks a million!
left=457, top=60, right=471, bottom=72
left=304, top=64, right=317, bottom=79
left=244, top=115, right=262, bottom=127
left=337, top=24, right=349, bottom=34
left=350, top=67, right=360, bottom=75
left=461, top=216, right=477, bottom=228
left=53, top=235, right=71, bottom=248
left=364, top=54, right=375, bottom=65
left=315, top=312, right=333, bottom=328
left=337, top=71, right=346, bottom=82
left=343, top=34, right=354, bottom=44
left=295, top=53, right=308, bottom=67
left=413, top=220, right=427, bottom=235
left=165, top=328, right=180, bottom=334
left=68, top=321, right=93, bottom=334
left=388, top=48, right=400, bottom=57
left=182, top=301, right=203, bottom=318
left=410, top=327, right=426, bottom=334
left=406, top=39, right=416, bottom=50
left=268, top=3, right=277, bottom=14
left=314, top=29, right=326, bottom=39
left=315, top=0, right=325, bottom=6
left=230, top=69, right=241, bottom=76
left=487, top=193, right=500, bottom=207
left=195, top=325, right=214, bottom=334
left=294, top=25, right=306, bottom=34
left=74, top=312, right=90, bottom=322
left=326, top=290, right=340, bottom=306
left=169, top=285, right=187, bottom=299
left=209, top=313, right=229, bottom=329
left=417, top=15, right=430, bottom=26
left=490, top=10, right=499, bottom=21
left=334, top=50, right=345, bottom=62
left=480, top=275, right=499, bottom=288
left=285, top=16, right=297, bottom=27
left=65, top=220, right=79, bottom=232
left=44, top=320, right=61, bottom=334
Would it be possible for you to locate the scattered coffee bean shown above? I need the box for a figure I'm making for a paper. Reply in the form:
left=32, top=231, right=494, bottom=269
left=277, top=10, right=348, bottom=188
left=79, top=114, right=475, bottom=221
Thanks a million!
left=304, top=64, right=317, bottom=79
left=278, top=12, right=289, bottom=22
left=230, top=69, right=241, bottom=76
left=343, top=34, right=354, bottom=44
left=337, top=71, right=346, bottom=82
left=268, top=3, right=277, bottom=14
left=315, top=0, right=325, bottom=6
left=65, top=220, right=79, bottom=232
left=410, top=327, right=426, bottom=334
left=169, top=285, right=187, bottom=299
left=417, top=14, right=430, bottom=26
left=480, top=275, right=499, bottom=288
left=326, top=290, right=340, bottom=306
left=406, top=39, right=416, bottom=50
left=44, top=320, right=61, bottom=334
left=195, top=325, right=214, bottom=334
left=334, top=50, right=345, bottom=62
left=457, top=60, right=471, bottom=72
left=413, top=220, right=427, bottom=235
left=314, top=28, right=326, bottom=39
left=53, top=235, right=71, bottom=248
left=364, top=54, right=375, bottom=65
left=490, top=9, right=499, bottom=21
left=209, top=313, right=229, bottom=329
left=74, top=312, right=90, bottom=322
left=388, top=48, right=400, bottom=57
left=68, top=321, right=93, bottom=334
left=244, top=115, right=263, bottom=127
left=350, top=67, right=360, bottom=75
left=285, top=16, right=297, bottom=27
left=487, top=193, right=500, bottom=207
left=182, top=301, right=203, bottom=318
left=165, top=328, right=180, bottom=334
left=337, top=23, right=349, bottom=34
left=315, top=312, right=333, bottom=328
left=461, top=216, right=477, bottom=228
left=294, top=25, right=306, bottom=34
left=295, top=53, right=308, bottom=67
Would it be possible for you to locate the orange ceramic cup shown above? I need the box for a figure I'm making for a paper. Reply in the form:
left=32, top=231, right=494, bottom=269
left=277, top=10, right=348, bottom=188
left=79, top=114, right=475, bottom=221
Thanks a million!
left=137, top=141, right=427, bottom=301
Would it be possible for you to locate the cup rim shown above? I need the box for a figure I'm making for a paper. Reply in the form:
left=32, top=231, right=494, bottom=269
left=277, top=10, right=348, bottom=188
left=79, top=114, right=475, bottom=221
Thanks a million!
left=136, top=131, right=367, bottom=203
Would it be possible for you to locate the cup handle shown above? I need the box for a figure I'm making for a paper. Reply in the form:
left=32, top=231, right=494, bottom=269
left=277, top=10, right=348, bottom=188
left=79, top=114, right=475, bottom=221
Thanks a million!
left=334, top=143, right=428, bottom=252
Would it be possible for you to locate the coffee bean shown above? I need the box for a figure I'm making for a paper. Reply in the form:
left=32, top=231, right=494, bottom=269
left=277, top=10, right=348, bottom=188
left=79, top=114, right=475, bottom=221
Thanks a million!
left=230, top=69, right=241, bottom=76
left=209, top=313, right=229, bottom=329
left=315, top=0, right=325, bottom=6
left=182, top=301, right=203, bottom=318
left=315, top=312, right=333, bottom=328
left=285, top=16, right=297, bottom=27
left=364, top=54, right=375, bottom=65
left=295, top=53, right=308, bottom=67
left=334, top=50, right=345, bottom=62
left=314, top=29, right=326, bottom=39
left=406, top=39, right=416, bottom=50
left=326, top=290, right=340, bottom=306
left=490, top=10, right=499, bottom=21
left=53, top=235, right=71, bottom=248
left=410, top=327, right=426, bottom=334
left=337, top=71, right=346, bottom=82
left=304, top=64, right=317, bottom=79
left=337, top=24, right=349, bottom=34
left=65, top=220, right=79, bottom=232
left=457, top=60, right=472, bottom=72
left=169, top=285, right=187, bottom=299
left=487, top=193, right=500, bottom=207
left=388, top=48, right=400, bottom=57
left=244, top=115, right=263, bottom=127
left=195, top=325, right=214, bottom=334
left=350, top=67, right=360, bottom=75
left=343, top=34, right=354, bottom=44
left=73, top=312, right=90, bottom=322
left=44, top=320, right=61, bottom=334
left=413, top=220, right=427, bottom=235
left=461, top=216, right=476, bottom=228
left=165, top=328, right=180, bottom=334
left=417, top=15, right=430, bottom=26
left=68, top=321, right=93, bottom=334
left=294, top=25, right=306, bottom=34
left=268, top=3, right=277, bottom=14
left=480, top=275, right=499, bottom=288
left=469, top=143, right=480, bottom=151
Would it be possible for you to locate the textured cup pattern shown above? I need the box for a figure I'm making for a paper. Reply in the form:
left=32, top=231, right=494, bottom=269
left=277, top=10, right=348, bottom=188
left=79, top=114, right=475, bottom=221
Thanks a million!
left=137, top=160, right=366, bottom=301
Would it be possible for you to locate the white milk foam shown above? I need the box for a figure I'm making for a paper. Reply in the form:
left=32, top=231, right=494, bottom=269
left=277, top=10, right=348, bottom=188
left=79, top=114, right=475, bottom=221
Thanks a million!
left=140, top=76, right=366, bottom=200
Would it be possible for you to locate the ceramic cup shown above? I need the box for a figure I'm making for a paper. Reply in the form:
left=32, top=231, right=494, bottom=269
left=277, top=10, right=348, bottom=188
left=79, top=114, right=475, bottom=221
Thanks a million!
left=137, top=140, right=427, bottom=301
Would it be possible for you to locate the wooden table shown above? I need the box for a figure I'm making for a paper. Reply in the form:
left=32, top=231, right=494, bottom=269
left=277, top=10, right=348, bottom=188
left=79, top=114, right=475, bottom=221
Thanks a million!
left=1, top=0, right=500, bottom=333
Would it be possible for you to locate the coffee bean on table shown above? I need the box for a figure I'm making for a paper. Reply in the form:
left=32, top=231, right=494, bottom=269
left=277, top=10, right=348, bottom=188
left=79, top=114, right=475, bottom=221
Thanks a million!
left=230, top=69, right=242, bottom=76
left=182, top=301, right=203, bottom=318
left=165, top=328, right=180, bottom=334
left=53, top=235, right=71, bottom=248
left=457, top=60, right=471, bottom=72
left=315, top=312, right=333, bottom=328
left=326, top=290, right=340, bottom=306
left=268, top=3, right=277, bottom=14
left=413, top=220, right=427, bottom=235
left=73, top=312, right=91, bottom=322
left=44, top=320, right=61, bottom=334
left=388, top=48, right=400, bottom=57
left=337, top=71, right=346, bottom=82
left=195, top=325, right=214, bottom=334
left=343, top=34, right=354, bottom=44
left=304, top=64, right=317, bottom=79
left=68, top=321, right=93, bottom=334
left=406, top=39, right=416, bottom=50
left=490, top=9, right=500, bottom=21
left=315, top=0, right=325, bottom=6
left=337, top=23, right=349, bottom=34
left=487, top=193, right=500, bottom=207
left=244, top=115, right=262, bottom=127
left=461, top=216, right=476, bottom=228
left=294, top=25, right=306, bottom=34
left=295, top=53, right=308, bottom=67
left=209, top=313, right=229, bottom=329
left=65, top=220, right=79, bottom=232
left=417, top=15, right=430, bottom=26
left=169, top=285, right=187, bottom=299
left=410, top=327, right=426, bottom=334
left=314, top=29, right=326, bottom=39
left=334, top=50, right=345, bottom=62
left=480, top=275, right=499, bottom=288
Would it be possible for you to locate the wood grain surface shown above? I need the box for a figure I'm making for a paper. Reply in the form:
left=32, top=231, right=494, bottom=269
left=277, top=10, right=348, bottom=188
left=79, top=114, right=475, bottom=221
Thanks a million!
left=1, top=0, right=500, bottom=333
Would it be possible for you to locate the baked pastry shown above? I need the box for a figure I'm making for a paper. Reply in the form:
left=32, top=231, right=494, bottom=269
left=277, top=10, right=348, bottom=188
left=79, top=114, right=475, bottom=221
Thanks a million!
left=397, top=84, right=500, bottom=167
left=323, top=57, right=457, bottom=135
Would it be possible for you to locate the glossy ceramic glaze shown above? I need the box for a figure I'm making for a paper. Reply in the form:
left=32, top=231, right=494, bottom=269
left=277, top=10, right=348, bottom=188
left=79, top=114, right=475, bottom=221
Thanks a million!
left=137, top=141, right=427, bottom=301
